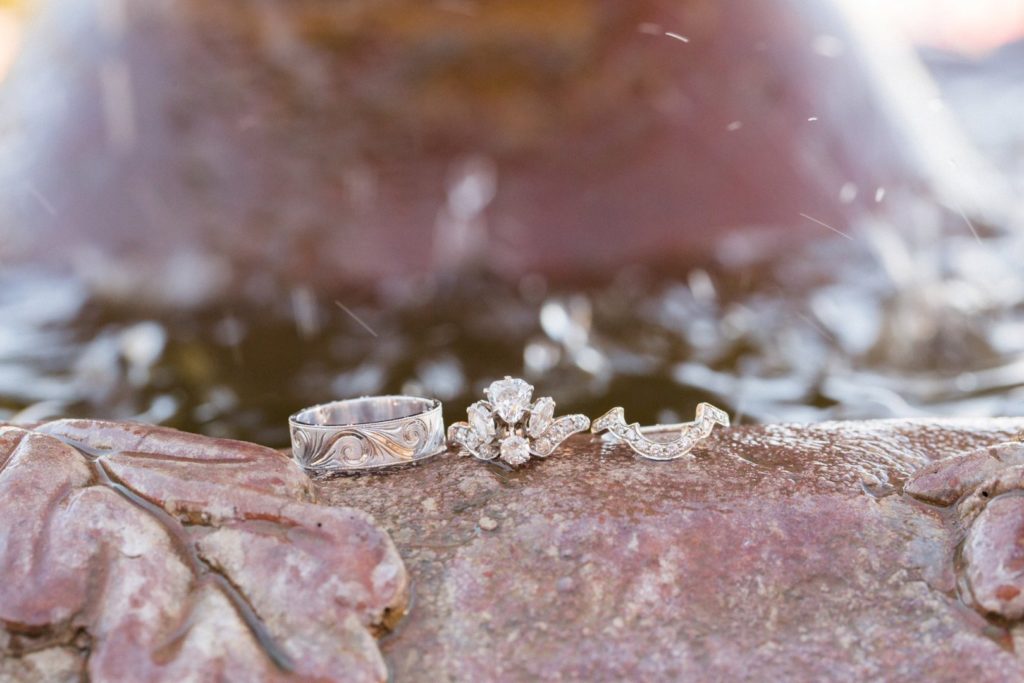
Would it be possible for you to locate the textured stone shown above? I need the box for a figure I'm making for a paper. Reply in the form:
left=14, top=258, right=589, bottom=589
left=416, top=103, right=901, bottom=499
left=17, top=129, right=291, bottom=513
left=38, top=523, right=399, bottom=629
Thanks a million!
left=907, top=439, right=1024, bottom=623
left=0, top=420, right=406, bottom=682
left=964, top=496, right=1024, bottom=620
left=320, top=418, right=1024, bottom=682
left=905, top=442, right=1024, bottom=506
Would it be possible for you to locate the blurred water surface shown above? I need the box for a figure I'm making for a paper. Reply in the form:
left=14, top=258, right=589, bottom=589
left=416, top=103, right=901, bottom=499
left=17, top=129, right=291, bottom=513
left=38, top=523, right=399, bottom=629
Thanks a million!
left=1, top=6, right=1023, bottom=446
left=3, top=201, right=1023, bottom=448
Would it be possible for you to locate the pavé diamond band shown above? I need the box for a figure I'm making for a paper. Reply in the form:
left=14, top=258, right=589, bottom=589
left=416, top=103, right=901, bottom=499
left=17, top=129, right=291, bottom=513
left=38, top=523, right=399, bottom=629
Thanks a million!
left=289, top=396, right=446, bottom=473
left=448, top=377, right=590, bottom=467
left=592, top=402, right=730, bottom=461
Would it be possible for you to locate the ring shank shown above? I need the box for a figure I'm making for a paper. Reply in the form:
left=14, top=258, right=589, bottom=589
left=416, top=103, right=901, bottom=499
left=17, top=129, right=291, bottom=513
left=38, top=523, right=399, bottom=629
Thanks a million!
left=637, top=421, right=696, bottom=435
left=289, top=396, right=446, bottom=472
left=292, top=396, right=440, bottom=428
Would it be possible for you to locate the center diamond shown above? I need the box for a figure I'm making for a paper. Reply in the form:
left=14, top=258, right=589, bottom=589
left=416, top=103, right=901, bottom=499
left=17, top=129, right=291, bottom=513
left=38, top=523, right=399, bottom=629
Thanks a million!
left=485, top=377, right=533, bottom=424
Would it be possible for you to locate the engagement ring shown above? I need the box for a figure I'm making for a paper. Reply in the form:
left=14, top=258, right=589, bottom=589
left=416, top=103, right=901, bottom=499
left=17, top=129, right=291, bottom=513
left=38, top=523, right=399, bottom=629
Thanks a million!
left=448, top=377, right=590, bottom=467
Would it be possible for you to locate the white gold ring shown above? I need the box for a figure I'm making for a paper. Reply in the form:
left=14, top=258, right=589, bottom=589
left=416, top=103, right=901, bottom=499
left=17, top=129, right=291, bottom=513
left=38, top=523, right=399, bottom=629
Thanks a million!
left=289, top=396, right=446, bottom=473
left=591, top=402, right=730, bottom=461
left=447, top=376, right=590, bottom=467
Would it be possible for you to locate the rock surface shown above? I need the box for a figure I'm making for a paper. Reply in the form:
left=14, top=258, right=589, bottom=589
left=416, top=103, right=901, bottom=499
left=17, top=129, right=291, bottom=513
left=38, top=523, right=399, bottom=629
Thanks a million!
left=0, top=420, right=407, bottom=683
left=906, top=440, right=1024, bottom=623
left=319, top=418, right=1024, bottom=682
left=5, top=417, right=1024, bottom=681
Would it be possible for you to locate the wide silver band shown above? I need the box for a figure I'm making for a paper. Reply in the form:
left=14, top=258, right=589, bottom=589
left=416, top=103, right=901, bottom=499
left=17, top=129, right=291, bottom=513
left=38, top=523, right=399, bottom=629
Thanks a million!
left=289, top=396, right=446, bottom=472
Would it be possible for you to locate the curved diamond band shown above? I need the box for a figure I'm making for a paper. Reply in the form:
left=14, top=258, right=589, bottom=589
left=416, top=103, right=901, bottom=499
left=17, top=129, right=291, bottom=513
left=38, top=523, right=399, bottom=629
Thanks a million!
left=447, top=377, right=590, bottom=467
left=289, top=396, right=446, bottom=473
left=591, top=402, right=730, bottom=461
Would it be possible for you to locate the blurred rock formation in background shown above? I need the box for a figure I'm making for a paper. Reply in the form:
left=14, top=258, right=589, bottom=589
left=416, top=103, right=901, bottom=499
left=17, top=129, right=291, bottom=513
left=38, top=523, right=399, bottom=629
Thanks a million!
left=0, top=0, right=1007, bottom=303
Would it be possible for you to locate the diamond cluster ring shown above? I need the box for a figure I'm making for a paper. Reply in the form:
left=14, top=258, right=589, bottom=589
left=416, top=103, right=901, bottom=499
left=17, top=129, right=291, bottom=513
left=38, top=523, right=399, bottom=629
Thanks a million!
left=591, top=402, right=730, bottom=461
left=447, top=377, right=591, bottom=467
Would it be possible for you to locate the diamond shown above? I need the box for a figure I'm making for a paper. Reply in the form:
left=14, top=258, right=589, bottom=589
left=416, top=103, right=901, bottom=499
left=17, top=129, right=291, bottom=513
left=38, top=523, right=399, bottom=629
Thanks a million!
left=528, top=396, right=555, bottom=438
left=590, top=401, right=724, bottom=460
left=486, top=377, right=533, bottom=424
left=468, top=401, right=496, bottom=441
left=591, top=408, right=619, bottom=433
left=700, top=403, right=730, bottom=427
left=500, top=435, right=531, bottom=466
left=447, top=423, right=481, bottom=455
left=477, top=441, right=500, bottom=461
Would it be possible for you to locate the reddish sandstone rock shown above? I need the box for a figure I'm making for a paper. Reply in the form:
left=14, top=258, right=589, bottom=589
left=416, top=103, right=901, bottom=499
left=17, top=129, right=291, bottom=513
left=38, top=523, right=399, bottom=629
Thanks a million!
left=6, top=416, right=1024, bottom=681
left=964, top=496, right=1024, bottom=620
left=906, top=440, right=1024, bottom=623
left=0, top=420, right=407, bottom=683
left=320, top=418, right=1024, bottom=682
left=905, top=442, right=1024, bottom=507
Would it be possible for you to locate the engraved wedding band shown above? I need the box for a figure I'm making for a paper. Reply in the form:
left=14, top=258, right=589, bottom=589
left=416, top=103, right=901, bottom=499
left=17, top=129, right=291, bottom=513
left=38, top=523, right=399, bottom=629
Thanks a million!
left=289, top=396, right=446, bottom=473
left=592, top=402, right=730, bottom=461
left=447, top=376, right=590, bottom=467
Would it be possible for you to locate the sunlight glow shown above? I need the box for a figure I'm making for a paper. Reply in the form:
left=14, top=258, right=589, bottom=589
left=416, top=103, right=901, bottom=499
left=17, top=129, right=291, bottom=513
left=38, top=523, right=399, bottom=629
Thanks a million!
left=857, top=0, right=1024, bottom=55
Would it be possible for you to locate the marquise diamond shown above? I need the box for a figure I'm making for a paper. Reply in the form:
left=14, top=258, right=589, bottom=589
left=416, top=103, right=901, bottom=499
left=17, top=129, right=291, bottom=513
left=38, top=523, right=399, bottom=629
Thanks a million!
left=467, top=401, right=496, bottom=441
left=528, top=396, right=555, bottom=438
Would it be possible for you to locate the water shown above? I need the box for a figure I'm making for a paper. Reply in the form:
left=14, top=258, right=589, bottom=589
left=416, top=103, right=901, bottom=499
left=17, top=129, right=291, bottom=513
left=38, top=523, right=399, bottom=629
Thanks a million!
left=3, top=203, right=1023, bottom=449
left=4, top=41, right=1022, bottom=444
